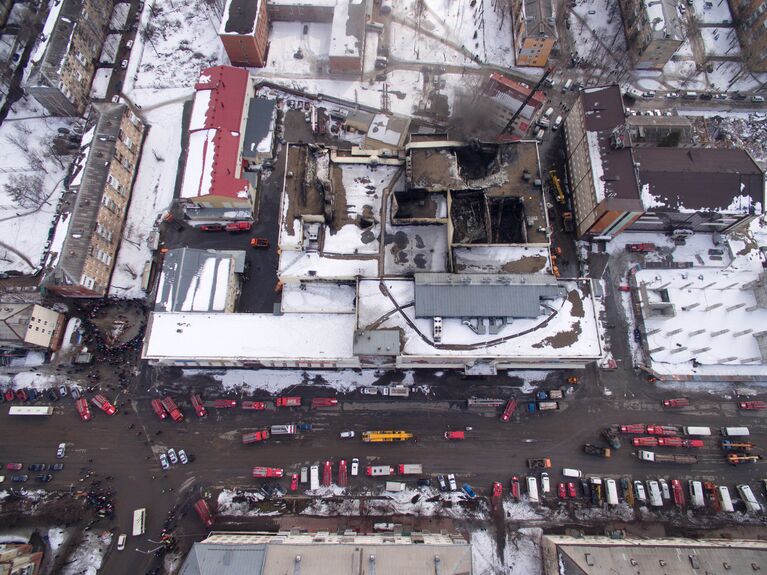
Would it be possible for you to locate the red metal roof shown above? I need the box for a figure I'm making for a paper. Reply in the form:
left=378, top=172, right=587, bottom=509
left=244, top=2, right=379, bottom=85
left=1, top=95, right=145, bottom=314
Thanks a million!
left=188, top=66, right=251, bottom=200
left=489, top=73, right=546, bottom=107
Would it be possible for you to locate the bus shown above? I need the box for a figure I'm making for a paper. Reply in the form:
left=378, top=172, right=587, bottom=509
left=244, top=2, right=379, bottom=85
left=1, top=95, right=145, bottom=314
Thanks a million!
left=8, top=406, right=53, bottom=416
left=132, top=508, right=146, bottom=536
left=362, top=430, right=414, bottom=443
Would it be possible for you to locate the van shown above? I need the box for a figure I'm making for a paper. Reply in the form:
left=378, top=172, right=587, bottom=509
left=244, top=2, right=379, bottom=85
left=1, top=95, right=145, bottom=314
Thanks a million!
left=552, top=116, right=563, bottom=131
left=688, top=480, right=705, bottom=508
left=682, top=91, right=698, bottom=99
left=682, top=426, right=711, bottom=436
left=647, top=480, right=663, bottom=507
left=562, top=468, right=582, bottom=478
left=563, top=79, right=573, bottom=92
left=543, top=107, right=554, bottom=119
left=433, top=317, right=442, bottom=343
left=737, top=484, right=762, bottom=512
left=605, top=479, right=618, bottom=506
left=535, top=129, right=544, bottom=143
left=300, top=466, right=308, bottom=483
left=718, top=486, right=735, bottom=512
left=527, top=476, right=539, bottom=503
left=722, top=427, right=750, bottom=437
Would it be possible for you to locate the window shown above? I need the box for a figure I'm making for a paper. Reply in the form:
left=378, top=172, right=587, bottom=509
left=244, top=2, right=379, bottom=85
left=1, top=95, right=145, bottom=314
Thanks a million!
left=75, top=51, right=88, bottom=67
left=81, top=275, right=95, bottom=289
left=123, top=135, right=133, bottom=150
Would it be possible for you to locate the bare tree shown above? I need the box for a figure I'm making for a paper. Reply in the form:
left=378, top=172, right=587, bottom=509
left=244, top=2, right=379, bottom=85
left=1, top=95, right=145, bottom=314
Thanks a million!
left=5, top=131, right=29, bottom=153
left=4, top=173, right=46, bottom=209
left=122, top=262, right=139, bottom=280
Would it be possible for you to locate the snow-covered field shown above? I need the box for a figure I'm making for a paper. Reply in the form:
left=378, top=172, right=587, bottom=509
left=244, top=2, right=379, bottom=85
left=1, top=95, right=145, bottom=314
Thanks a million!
left=109, top=100, right=183, bottom=297
left=0, top=97, right=76, bottom=274
left=182, top=368, right=389, bottom=393
left=59, top=530, right=112, bottom=575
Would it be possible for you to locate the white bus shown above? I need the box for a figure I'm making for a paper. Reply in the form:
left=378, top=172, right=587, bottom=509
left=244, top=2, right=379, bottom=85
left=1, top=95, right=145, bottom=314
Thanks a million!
left=8, top=406, right=53, bottom=416
left=718, top=486, right=735, bottom=512
left=605, top=479, right=619, bottom=506
left=526, top=476, right=539, bottom=503
left=737, top=484, right=762, bottom=513
left=132, top=508, right=146, bottom=536
left=722, top=427, right=750, bottom=437
left=682, top=426, right=712, bottom=436
left=309, top=465, right=319, bottom=490
left=688, top=480, right=705, bottom=508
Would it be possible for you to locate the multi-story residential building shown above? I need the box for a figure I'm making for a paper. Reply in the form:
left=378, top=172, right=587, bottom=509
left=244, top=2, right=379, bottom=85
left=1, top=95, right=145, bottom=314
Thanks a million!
left=563, top=85, right=764, bottom=238
left=219, top=0, right=270, bottom=67
left=617, top=0, right=683, bottom=69
left=0, top=543, right=43, bottom=574
left=730, top=0, right=767, bottom=71
left=26, top=0, right=112, bottom=116
left=510, top=0, right=557, bottom=67
left=46, top=103, right=145, bottom=297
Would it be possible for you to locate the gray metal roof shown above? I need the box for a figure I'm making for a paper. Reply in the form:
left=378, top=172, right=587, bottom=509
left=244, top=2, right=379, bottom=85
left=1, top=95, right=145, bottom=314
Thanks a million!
left=242, top=97, right=276, bottom=159
left=414, top=273, right=564, bottom=318
left=179, top=543, right=267, bottom=575
left=155, top=248, right=245, bottom=313
left=353, top=329, right=401, bottom=356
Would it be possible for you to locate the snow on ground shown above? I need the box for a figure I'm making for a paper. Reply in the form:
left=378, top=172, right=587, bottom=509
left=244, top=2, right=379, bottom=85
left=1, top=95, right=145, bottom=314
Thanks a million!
left=109, top=100, right=184, bottom=298
left=59, top=530, right=112, bottom=575
left=48, top=527, right=70, bottom=556
left=182, top=368, right=385, bottom=393
left=109, top=2, right=130, bottom=30
left=124, top=0, right=223, bottom=105
left=100, top=33, right=121, bottom=65
left=701, top=27, right=741, bottom=57
left=0, top=97, right=76, bottom=273
left=570, top=0, right=626, bottom=74
left=217, top=489, right=283, bottom=516
left=0, top=371, right=59, bottom=390
left=684, top=112, right=767, bottom=163
left=90, top=68, right=113, bottom=99
left=694, top=0, right=733, bottom=23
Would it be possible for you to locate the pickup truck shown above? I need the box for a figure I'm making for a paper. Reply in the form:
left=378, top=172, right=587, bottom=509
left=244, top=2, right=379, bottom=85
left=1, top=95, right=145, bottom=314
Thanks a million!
left=583, top=444, right=611, bottom=458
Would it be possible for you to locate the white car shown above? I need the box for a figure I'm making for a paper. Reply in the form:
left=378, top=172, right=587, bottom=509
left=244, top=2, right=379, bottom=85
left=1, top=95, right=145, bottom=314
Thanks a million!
left=447, top=473, right=457, bottom=491
left=117, top=534, right=126, bottom=551
left=540, top=472, right=551, bottom=494
left=167, top=448, right=178, bottom=465
left=178, top=449, right=189, bottom=465
left=340, top=431, right=355, bottom=439
left=351, top=458, right=359, bottom=476
left=56, top=443, right=66, bottom=459
left=58, top=385, right=68, bottom=397
left=159, top=454, right=169, bottom=470
left=120, top=59, right=128, bottom=69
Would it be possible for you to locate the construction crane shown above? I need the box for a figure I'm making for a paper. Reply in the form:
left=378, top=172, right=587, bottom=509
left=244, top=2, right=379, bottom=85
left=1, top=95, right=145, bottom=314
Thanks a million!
left=549, top=169, right=565, bottom=204
left=499, top=67, right=554, bottom=139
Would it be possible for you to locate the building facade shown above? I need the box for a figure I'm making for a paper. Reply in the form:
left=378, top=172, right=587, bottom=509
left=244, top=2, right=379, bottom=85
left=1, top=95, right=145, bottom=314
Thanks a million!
left=511, top=0, right=557, bottom=67
left=730, top=0, right=767, bottom=71
left=26, top=0, right=112, bottom=116
left=46, top=103, right=145, bottom=297
left=219, top=0, right=269, bottom=67
left=617, top=0, right=683, bottom=69
left=0, top=296, right=66, bottom=351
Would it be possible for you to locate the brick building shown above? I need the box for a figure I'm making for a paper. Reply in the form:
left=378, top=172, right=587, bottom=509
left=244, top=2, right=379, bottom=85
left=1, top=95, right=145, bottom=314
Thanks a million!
left=730, top=0, right=767, bottom=71
left=219, top=0, right=269, bottom=66
left=179, top=66, right=256, bottom=211
left=483, top=73, right=546, bottom=138
left=26, top=0, right=112, bottom=116
left=0, top=543, right=43, bottom=575
left=563, top=85, right=763, bottom=238
left=46, top=103, right=145, bottom=297
left=510, top=0, right=557, bottom=67
left=617, top=0, right=683, bottom=69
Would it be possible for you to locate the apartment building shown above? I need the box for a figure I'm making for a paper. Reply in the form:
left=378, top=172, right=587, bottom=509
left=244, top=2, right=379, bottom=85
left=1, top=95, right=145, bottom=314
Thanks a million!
left=219, top=0, right=270, bottom=66
left=26, top=0, right=112, bottom=116
left=46, top=103, right=145, bottom=297
left=730, top=0, right=767, bottom=71
left=511, top=0, right=557, bottom=67
left=617, top=0, right=683, bottom=69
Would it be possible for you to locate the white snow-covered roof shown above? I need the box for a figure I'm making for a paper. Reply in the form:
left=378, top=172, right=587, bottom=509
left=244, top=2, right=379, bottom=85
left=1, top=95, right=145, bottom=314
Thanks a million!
left=180, top=129, right=217, bottom=199
left=586, top=131, right=606, bottom=202
left=29, top=0, right=65, bottom=65
left=329, top=0, right=364, bottom=59
left=189, top=89, right=212, bottom=131
left=143, top=312, right=357, bottom=362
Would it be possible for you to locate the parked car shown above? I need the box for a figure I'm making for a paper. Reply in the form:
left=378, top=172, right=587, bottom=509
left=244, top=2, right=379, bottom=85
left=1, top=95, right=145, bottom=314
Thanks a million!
left=351, top=458, right=359, bottom=476
left=56, top=443, right=66, bottom=459
left=178, top=449, right=189, bottom=465
left=51, top=464, right=64, bottom=471
left=15, top=389, right=27, bottom=401
left=11, top=475, right=28, bottom=483
left=340, top=431, right=355, bottom=439
left=167, top=448, right=178, bottom=465
left=36, top=474, right=53, bottom=483
left=58, top=385, right=68, bottom=397
left=6, top=463, right=23, bottom=471
left=634, top=480, right=647, bottom=502
left=437, top=474, right=448, bottom=492
left=28, top=464, right=46, bottom=472
left=447, top=473, right=457, bottom=491
left=462, top=483, right=477, bottom=499
left=117, top=534, right=127, bottom=551
left=417, top=478, right=432, bottom=488
left=70, top=387, right=81, bottom=400
left=540, top=472, right=551, bottom=494
left=47, top=389, right=59, bottom=402
left=159, top=454, right=170, bottom=470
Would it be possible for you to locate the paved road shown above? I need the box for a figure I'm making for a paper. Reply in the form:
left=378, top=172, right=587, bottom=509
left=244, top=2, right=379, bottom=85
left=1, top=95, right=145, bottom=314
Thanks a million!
left=2, top=369, right=766, bottom=573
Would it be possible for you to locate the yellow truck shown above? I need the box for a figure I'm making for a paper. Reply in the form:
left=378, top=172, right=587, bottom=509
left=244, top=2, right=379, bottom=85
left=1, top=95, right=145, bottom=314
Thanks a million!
left=362, top=430, right=414, bottom=443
